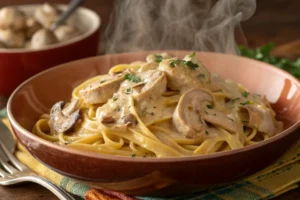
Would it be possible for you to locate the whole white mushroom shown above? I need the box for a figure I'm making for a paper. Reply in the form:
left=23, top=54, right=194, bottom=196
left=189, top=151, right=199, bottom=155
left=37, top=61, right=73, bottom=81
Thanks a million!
left=26, top=17, right=42, bottom=39
left=54, top=25, right=80, bottom=42
left=0, top=29, right=25, bottom=48
left=0, top=7, right=26, bottom=31
left=30, top=28, right=58, bottom=49
left=34, top=3, right=61, bottom=28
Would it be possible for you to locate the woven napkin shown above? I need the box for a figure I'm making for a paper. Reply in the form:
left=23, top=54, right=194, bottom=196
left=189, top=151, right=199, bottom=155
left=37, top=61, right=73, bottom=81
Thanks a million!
left=1, top=112, right=300, bottom=200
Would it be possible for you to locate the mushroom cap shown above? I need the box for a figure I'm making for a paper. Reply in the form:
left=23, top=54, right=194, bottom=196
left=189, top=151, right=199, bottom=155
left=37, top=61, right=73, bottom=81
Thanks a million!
left=173, top=88, right=214, bottom=138
left=30, top=28, right=58, bottom=49
left=0, top=29, right=25, bottom=48
left=0, top=7, right=26, bottom=31
left=54, top=25, right=80, bottom=42
left=49, top=101, right=80, bottom=134
left=25, top=17, right=42, bottom=39
left=34, top=3, right=60, bottom=28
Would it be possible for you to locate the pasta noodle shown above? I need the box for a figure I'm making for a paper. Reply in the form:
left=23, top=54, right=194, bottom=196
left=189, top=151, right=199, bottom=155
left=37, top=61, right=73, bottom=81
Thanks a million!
left=33, top=52, right=283, bottom=158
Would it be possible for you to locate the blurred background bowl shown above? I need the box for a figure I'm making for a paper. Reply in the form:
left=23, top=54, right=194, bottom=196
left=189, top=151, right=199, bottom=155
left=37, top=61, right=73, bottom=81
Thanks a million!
left=0, top=4, right=101, bottom=96
left=7, top=51, right=300, bottom=196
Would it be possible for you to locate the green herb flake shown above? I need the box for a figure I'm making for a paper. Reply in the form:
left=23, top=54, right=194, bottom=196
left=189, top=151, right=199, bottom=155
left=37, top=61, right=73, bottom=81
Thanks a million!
left=189, top=52, right=196, bottom=58
left=241, top=91, right=250, bottom=98
left=240, top=101, right=252, bottom=105
left=154, top=55, right=163, bottom=63
left=198, top=73, right=205, bottom=78
left=205, top=130, right=209, bottom=135
left=231, top=97, right=240, bottom=103
left=207, top=104, right=214, bottom=109
left=125, top=88, right=131, bottom=94
left=100, top=80, right=106, bottom=84
left=112, top=97, right=118, bottom=101
left=124, top=73, right=142, bottom=83
left=242, top=120, right=249, bottom=123
left=170, top=60, right=180, bottom=68
left=185, top=61, right=199, bottom=70
left=131, top=154, right=136, bottom=157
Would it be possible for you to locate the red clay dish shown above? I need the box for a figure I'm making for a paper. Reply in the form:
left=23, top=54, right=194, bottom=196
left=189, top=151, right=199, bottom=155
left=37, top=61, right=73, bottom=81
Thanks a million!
left=0, top=4, right=101, bottom=96
left=7, top=51, right=300, bottom=196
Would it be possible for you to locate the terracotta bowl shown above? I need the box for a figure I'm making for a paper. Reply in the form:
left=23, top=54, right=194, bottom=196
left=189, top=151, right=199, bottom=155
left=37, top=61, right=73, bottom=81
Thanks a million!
left=0, top=4, right=101, bottom=96
left=7, top=51, right=300, bottom=196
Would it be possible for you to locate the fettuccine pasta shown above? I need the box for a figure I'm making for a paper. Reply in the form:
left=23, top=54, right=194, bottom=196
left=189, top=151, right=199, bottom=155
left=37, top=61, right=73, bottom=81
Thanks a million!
left=33, top=52, right=283, bottom=158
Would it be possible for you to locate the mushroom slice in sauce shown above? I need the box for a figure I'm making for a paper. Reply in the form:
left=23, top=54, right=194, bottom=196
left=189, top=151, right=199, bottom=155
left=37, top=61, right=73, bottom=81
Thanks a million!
left=173, top=88, right=214, bottom=138
left=49, top=101, right=80, bottom=134
left=132, top=70, right=167, bottom=101
left=121, top=113, right=137, bottom=126
left=239, top=104, right=277, bottom=136
left=80, top=74, right=124, bottom=104
left=202, top=110, right=238, bottom=133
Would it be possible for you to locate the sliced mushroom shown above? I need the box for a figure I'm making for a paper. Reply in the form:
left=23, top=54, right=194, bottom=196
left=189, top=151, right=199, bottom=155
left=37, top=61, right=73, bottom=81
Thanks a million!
left=173, top=88, right=214, bottom=138
left=0, top=29, right=25, bottom=48
left=132, top=70, right=167, bottom=101
left=101, top=116, right=115, bottom=124
left=239, top=104, right=277, bottom=136
left=49, top=101, right=80, bottom=134
left=121, top=113, right=137, bottom=126
left=30, top=28, right=58, bottom=49
left=0, top=7, right=26, bottom=31
left=54, top=25, right=80, bottom=42
left=79, top=74, right=124, bottom=104
left=202, top=110, right=238, bottom=133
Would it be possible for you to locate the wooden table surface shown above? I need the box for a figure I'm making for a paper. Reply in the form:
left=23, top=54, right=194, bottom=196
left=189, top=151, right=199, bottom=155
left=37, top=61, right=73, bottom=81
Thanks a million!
left=1, top=0, right=300, bottom=199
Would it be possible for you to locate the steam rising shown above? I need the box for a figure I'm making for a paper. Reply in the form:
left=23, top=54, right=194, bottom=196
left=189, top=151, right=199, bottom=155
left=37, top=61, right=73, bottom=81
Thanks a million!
left=104, top=0, right=256, bottom=54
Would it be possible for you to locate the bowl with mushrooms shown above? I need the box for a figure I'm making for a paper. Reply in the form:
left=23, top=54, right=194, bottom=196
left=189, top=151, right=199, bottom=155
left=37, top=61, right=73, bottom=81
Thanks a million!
left=0, top=3, right=101, bottom=96
left=7, top=50, right=300, bottom=196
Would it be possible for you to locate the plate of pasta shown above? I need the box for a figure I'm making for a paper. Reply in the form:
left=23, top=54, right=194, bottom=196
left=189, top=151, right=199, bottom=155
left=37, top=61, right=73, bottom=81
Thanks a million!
left=7, top=51, right=300, bottom=195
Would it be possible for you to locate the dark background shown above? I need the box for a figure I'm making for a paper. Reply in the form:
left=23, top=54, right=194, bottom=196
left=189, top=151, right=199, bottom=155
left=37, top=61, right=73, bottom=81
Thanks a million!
left=1, top=0, right=300, bottom=48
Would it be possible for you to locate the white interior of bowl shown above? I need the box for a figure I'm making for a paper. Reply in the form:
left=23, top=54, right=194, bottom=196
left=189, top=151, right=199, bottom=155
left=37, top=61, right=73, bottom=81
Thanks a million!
left=0, top=4, right=101, bottom=53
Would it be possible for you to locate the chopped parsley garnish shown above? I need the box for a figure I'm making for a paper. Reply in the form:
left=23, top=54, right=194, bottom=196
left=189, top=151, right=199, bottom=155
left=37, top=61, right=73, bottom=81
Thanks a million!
left=241, top=91, right=250, bottom=98
left=207, top=104, right=214, bottom=109
left=125, top=88, right=131, bottom=94
left=198, top=73, right=205, bottom=78
left=100, top=80, right=106, bottom=84
left=185, top=61, right=199, bottom=70
left=131, top=154, right=136, bottom=157
left=154, top=55, right=163, bottom=63
left=169, top=59, right=199, bottom=70
left=242, top=120, right=249, bottom=123
left=189, top=52, right=196, bottom=58
left=205, top=130, right=209, bottom=135
left=240, top=101, right=251, bottom=105
left=170, top=60, right=180, bottom=68
left=124, top=73, right=142, bottom=83
left=231, top=97, right=240, bottom=103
